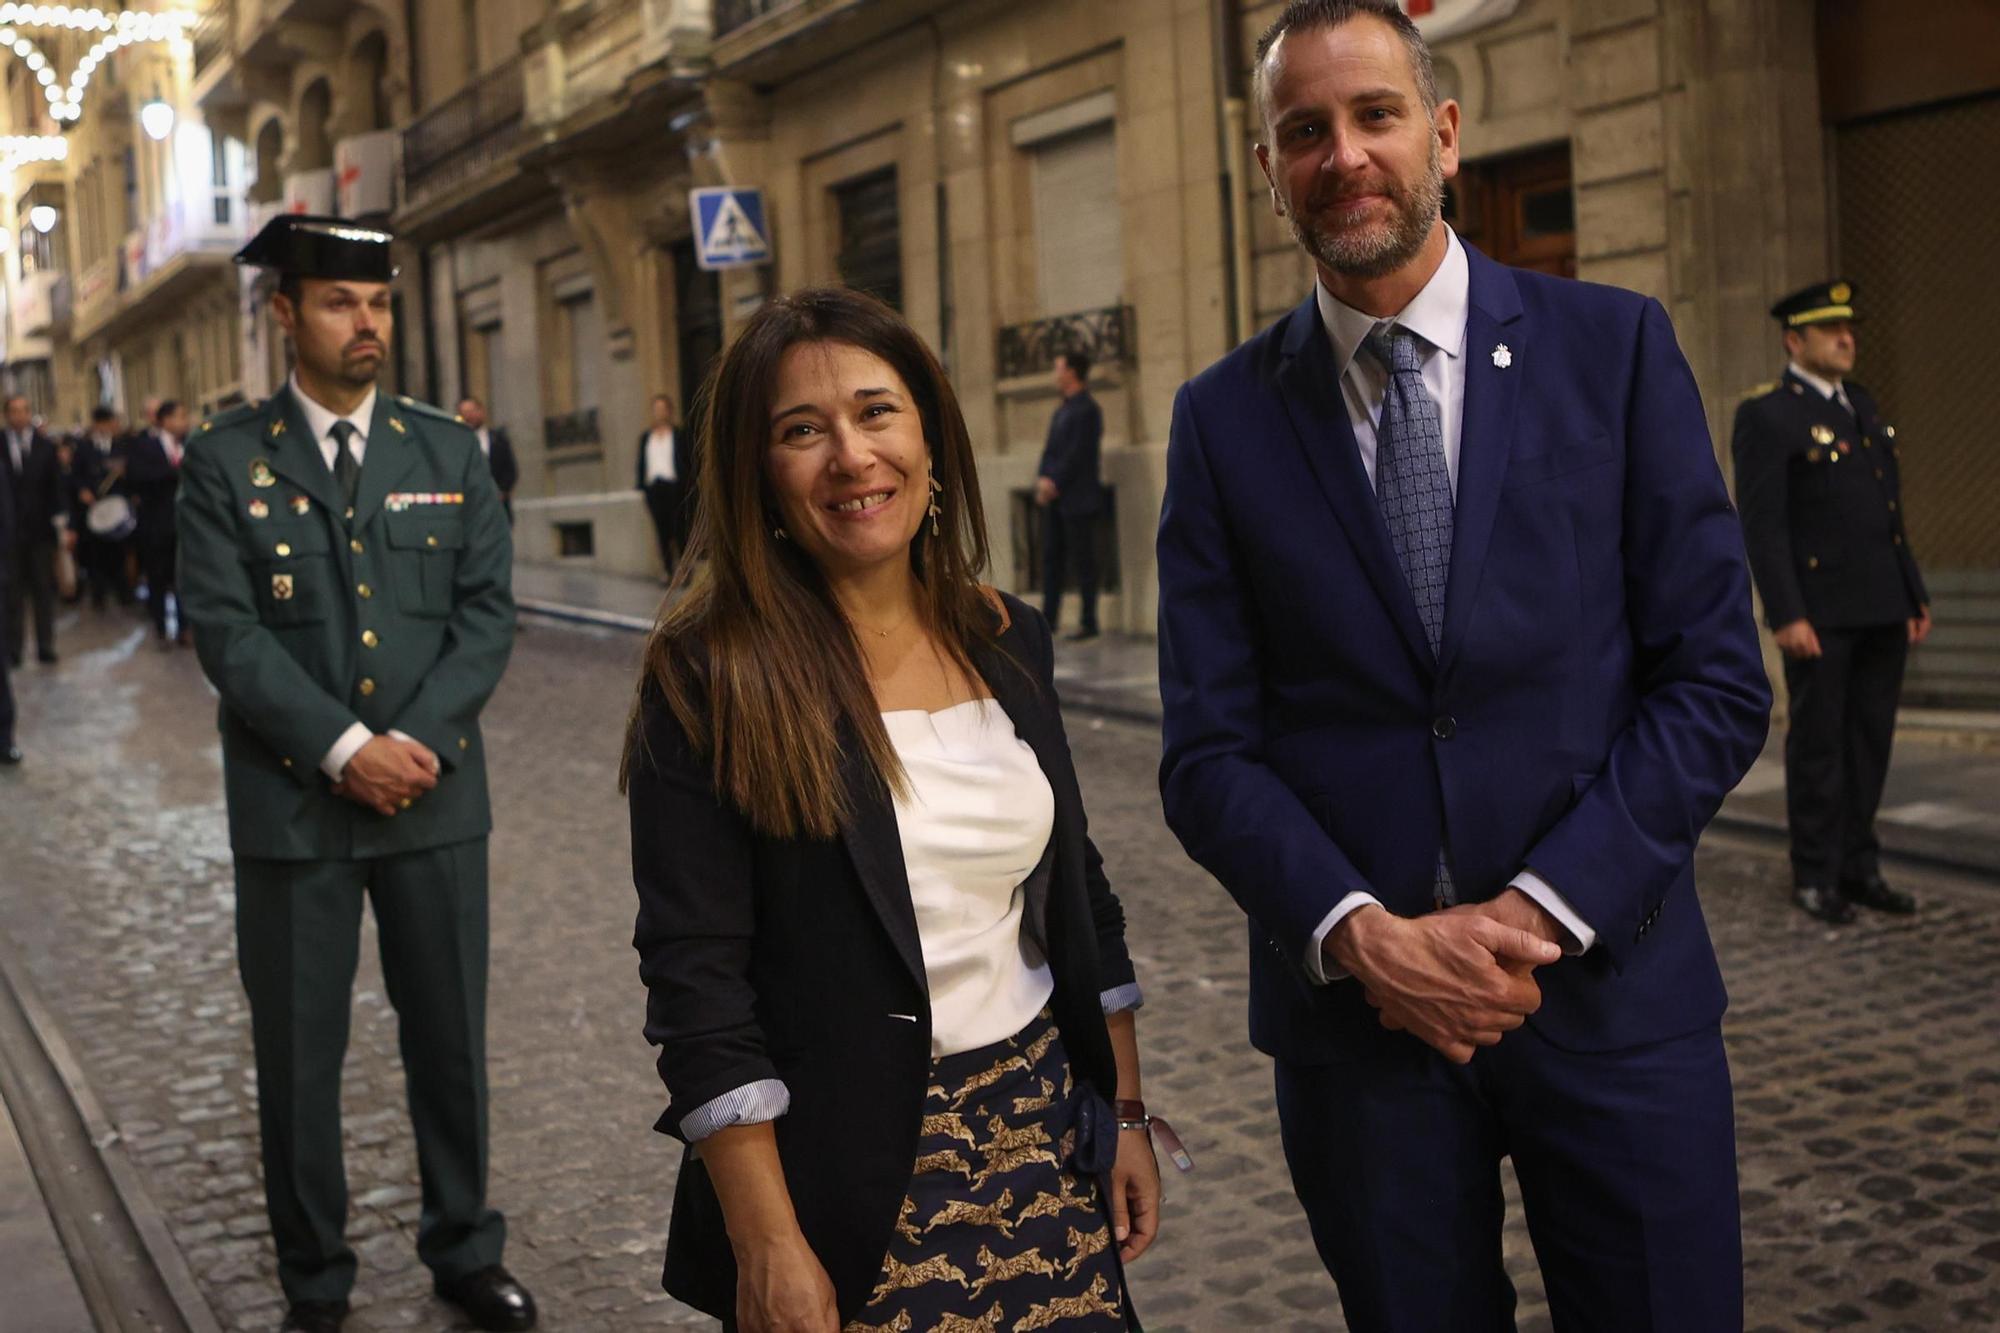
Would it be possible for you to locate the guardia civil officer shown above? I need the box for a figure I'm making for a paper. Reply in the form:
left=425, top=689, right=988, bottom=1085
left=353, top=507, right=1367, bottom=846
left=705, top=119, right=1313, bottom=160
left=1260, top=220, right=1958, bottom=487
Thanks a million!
left=1732, top=281, right=1930, bottom=925
left=176, top=216, right=535, bottom=1332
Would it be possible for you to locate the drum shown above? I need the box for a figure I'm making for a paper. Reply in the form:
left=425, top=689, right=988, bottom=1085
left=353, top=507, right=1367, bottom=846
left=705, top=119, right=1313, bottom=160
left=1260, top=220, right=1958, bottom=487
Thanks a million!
left=86, top=494, right=137, bottom=541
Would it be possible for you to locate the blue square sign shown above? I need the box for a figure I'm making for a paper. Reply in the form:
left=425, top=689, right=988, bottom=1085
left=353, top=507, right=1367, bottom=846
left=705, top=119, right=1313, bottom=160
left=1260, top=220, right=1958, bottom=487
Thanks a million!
left=691, top=187, right=772, bottom=271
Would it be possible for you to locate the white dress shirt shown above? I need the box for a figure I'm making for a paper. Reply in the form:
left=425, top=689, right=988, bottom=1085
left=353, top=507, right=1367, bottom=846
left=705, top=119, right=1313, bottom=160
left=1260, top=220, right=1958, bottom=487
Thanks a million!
left=7, top=428, right=27, bottom=475
left=643, top=428, right=677, bottom=484
left=1303, top=229, right=1597, bottom=982
left=287, top=374, right=428, bottom=783
left=1787, top=362, right=1853, bottom=413
left=475, top=426, right=491, bottom=460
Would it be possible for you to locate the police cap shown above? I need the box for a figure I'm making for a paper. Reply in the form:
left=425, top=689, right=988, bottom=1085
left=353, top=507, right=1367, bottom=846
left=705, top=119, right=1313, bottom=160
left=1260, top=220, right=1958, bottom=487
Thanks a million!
left=1770, top=280, right=1858, bottom=329
left=234, top=214, right=398, bottom=282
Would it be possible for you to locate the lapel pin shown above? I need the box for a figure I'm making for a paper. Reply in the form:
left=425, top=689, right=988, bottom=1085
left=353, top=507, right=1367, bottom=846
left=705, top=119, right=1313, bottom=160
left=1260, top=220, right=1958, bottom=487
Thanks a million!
left=248, top=499, right=270, bottom=519
left=1492, top=344, right=1512, bottom=370
left=290, top=495, right=311, bottom=516
left=249, top=458, right=276, bottom=488
left=1811, top=424, right=1835, bottom=445
left=388, top=417, right=406, bottom=435
left=269, top=419, right=285, bottom=438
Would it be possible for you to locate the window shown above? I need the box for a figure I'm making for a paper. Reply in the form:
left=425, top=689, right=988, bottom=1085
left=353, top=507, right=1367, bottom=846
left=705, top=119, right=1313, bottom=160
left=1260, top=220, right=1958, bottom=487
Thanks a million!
left=562, top=292, right=601, bottom=414
left=1030, top=123, right=1121, bottom=316
left=464, top=321, right=502, bottom=411
left=834, top=168, right=902, bottom=311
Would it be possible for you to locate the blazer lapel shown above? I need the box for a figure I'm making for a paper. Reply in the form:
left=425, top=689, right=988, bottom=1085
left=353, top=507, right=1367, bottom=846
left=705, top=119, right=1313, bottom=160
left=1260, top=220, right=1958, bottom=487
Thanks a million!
left=351, top=394, right=419, bottom=527
left=261, top=390, right=343, bottom=516
left=1273, top=293, right=1436, bottom=670
left=1437, top=247, right=1525, bottom=680
left=836, top=740, right=928, bottom=992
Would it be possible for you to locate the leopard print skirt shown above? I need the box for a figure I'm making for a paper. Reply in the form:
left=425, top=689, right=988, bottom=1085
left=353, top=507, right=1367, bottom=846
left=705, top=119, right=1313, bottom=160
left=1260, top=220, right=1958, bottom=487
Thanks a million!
left=845, top=1010, right=1130, bottom=1333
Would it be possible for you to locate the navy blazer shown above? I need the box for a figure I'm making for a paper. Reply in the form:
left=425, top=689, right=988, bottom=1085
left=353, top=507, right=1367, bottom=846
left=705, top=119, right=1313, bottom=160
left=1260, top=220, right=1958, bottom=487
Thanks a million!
left=5, top=429, right=63, bottom=547
left=1037, top=391, right=1106, bottom=517
left=121, top=429, right=180, bottom=540
left=1157, top=243, right=1771, bottom=1063
left=628, top=592, right=1136, bottom=1322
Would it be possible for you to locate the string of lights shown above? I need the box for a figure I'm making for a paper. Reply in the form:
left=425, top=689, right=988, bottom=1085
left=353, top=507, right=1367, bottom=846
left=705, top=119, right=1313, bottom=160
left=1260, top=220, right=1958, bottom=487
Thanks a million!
left=0, top=6, right=194, bottom=123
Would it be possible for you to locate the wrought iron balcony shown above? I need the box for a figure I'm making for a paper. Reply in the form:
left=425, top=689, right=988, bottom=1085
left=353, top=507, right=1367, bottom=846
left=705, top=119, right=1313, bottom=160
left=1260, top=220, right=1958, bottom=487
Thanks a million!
left=995, top=305, right=1134, bottom=382
left=714, top=0, right=804, bottom=39
left=402, top=58, right=527, bottom=205
left=544, top=407, right=600, bottom=449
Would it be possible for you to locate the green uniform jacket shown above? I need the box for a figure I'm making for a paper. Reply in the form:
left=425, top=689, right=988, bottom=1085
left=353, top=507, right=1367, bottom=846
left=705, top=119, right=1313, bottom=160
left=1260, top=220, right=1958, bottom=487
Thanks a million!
left=177, top=385, right=515, bottom=862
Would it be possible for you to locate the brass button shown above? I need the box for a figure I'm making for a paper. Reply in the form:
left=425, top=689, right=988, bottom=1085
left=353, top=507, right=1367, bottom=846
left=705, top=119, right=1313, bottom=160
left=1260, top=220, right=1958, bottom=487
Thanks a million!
left=1875, top=469, right=1885, bottom=480
left=274, top=542, right=292, bottom=557
left=359, top=677, right=376, bottom=696
left=1861, top=438, right=1872, bottom=449
left=426, top=534, right=439, bottom=548
left=345, top=507, right=356, bottom=520
left=351, top=538, right=364, bottom=554
left=1807, top=557, right=1820, bottom=570
left=1886, top=425, right=1896, bottom=438
left=282, top=757, right=293, bottom=768
left=357, top=582, right=373, bottom=598
left=1893, top=534, right=1903, bottom=546
left=1888, top=500, right=1897, bottom=512
left=362, top=630, right=379, bottom=648
left=458, top=737, right=469, bottom=751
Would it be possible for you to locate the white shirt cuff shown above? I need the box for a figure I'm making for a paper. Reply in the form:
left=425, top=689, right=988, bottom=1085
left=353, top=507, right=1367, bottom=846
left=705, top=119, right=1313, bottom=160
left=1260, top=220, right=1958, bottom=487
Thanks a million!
left=320, top=723, right=373, bottom=781
left=1100, top=982, right=1144, bottom=1015
left=1306, top=891, right=1383, bottom=984
left=1510, top=870, right=1596, bottom=954
left=681, top=1078, right=791, bottom=1144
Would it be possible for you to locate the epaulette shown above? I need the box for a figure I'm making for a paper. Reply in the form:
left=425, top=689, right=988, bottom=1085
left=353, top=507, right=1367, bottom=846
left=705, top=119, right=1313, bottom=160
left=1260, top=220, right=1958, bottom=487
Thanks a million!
left=394, top=394, right=469, bottom=426
left=195, top=398, right=266, bottom=436
left=1738, top=381, right=1776, bottom=402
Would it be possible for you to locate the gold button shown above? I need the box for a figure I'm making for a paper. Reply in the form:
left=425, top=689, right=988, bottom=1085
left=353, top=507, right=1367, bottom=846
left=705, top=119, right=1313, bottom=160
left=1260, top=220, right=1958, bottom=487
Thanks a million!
left=1893, top=534, right=1903, bottom=546
left=426, top=534, right=439, bottom=548
left=345, top=507, right=356, bottom=520
left=1888, top=500, right=1897, bottom=512
left=1861, top=438, right=1872, bottom=449
left=358, top=583, right=372, bottom=598
left=274, top=542, right=292, bottom=557
left=282, top=757, right=293, bottom=768
left=1807, top=557, right=1820, bottom=570
left=362, top=630, right=379, bottom=648
left=359, top=677, right=376, bottom=696
left=1875, top=470, right=1885, bottom=480
left=458, top=737, right=469, bottom=751
left=351, top=539, right=364, bottom=554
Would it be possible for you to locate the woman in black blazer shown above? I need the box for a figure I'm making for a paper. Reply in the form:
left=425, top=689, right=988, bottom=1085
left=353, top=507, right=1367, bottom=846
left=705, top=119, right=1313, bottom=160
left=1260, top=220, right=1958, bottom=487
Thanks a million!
left=625, top=288, right=1163, bottom=1332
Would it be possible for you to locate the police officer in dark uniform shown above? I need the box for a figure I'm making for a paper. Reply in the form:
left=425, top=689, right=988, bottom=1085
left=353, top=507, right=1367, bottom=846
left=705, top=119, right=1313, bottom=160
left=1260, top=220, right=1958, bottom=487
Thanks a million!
left=1732, top=281, right=1930, bottom=925
left=177, top=216, right=536, bottom=1332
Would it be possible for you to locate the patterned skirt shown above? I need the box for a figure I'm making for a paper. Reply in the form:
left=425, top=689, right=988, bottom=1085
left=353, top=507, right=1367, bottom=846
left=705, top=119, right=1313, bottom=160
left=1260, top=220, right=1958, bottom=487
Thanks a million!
left=845, top=1009, right=1129, bottom=1333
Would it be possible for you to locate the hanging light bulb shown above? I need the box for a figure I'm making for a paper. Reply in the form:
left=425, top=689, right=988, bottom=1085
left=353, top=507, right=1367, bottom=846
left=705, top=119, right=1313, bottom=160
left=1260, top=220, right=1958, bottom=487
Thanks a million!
left=29, top=203, right=58, bottom=233
left=139, top=94, right=172, bottom=141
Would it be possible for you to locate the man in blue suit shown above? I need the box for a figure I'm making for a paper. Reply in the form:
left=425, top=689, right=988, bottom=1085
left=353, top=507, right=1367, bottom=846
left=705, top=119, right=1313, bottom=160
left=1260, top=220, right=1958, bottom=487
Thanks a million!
left=1157, top=3, right=1771, bottom=1328
left=1036, top=350, right=1106, bottom=640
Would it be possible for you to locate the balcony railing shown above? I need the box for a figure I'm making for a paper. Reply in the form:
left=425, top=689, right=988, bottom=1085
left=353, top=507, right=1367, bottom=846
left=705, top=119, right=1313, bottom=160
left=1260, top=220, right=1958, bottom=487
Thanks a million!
left=714, top=0, right=803, bottom=39
left=402, top=58, right=527, bottom=204
left=995, top=305, right=1135, bottom=381
left=544, top=407, right=600, bottom=449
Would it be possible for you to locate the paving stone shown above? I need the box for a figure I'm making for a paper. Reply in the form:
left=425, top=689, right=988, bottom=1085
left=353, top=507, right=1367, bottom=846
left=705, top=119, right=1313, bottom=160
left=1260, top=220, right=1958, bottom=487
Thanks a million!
left=4, top=612, right=1998, bottom=1329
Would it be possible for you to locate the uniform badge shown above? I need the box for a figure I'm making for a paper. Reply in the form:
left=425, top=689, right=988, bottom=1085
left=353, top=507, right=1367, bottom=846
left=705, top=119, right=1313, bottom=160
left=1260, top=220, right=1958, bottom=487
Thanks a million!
left=269, top=419, right=286, bottom=438
left=1885, top=425, right=1896, bottom=439
left=250, top=457, right=277, bottom=488
left=248, top=499, right=270, bottom=519
left=1807, top=447, right=1824, bottom=463
left=1492, top=344, right=1512, bottom=369
left=1810, top=424, right=1835, bottom=445
left=271, top=573, right=295, bottom=601
left=289, top=495, right=311, bottom=516
left=388, top=417, right=406, bottom=435
left=1829, top=281, right=1852, bottom=303
left=1836, top=440, right=1852, bottom=455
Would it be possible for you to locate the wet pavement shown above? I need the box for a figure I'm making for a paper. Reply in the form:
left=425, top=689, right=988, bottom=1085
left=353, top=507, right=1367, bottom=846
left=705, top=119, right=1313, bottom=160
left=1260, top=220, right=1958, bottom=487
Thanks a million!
left=1, top=601, right=1997, bottom=1331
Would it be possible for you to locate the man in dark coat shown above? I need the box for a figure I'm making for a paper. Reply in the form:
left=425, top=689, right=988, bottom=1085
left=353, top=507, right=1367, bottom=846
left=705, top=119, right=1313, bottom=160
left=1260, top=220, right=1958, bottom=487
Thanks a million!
left=1034, top=350, right=1107, bottom=640
left=457, top=397, right=518, bottom=524
left=1732, top=280, right=1929, bottom=924
left=178, top=215, right=533, bottom=1333
left=0, top=430, right=19, bottom=762
left=70, top=406, right=133, bottom=609
left=124, top=400, right=191, bottom=647
left=4, top=393, right=65, bottom=665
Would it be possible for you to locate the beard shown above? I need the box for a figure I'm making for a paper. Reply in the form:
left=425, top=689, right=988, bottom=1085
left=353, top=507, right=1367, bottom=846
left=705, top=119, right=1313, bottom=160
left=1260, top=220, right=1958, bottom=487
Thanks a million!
left=1285, top=132, right=1444, bottom=280
left=315, top=338, right=387, bottom=388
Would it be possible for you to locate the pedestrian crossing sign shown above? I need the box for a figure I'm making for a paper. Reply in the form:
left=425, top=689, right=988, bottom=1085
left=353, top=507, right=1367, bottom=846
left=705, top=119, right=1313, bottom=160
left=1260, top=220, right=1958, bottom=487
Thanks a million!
left=691, top=187, right=772, bottom=271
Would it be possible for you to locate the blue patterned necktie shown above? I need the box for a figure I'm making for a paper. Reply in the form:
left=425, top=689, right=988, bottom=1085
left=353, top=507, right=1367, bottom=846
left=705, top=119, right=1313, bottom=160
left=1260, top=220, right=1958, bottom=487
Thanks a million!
left=1365, top=323, right=1457, bottom=905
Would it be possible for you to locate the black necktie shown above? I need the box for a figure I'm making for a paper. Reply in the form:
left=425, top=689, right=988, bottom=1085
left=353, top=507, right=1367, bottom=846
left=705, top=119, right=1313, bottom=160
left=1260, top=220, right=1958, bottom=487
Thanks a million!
left=330, top=421, right=360, bottom=507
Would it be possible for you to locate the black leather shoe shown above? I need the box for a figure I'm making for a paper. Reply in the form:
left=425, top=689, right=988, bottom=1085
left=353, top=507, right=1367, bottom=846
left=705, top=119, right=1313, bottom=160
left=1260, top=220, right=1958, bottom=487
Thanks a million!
left=279, top=1301, right=348, bottom=1332
left=436, top=1266, right=537, bottom=1331
left=36, top=650, right=56, bottom=664
left=1066, top=627, right=1100, bottom=642
left=1, top=745, right=21, bottom=765
left=1843, top=875, right=1917, bottom=915
left=1794, top=885, right=1857, bottom=925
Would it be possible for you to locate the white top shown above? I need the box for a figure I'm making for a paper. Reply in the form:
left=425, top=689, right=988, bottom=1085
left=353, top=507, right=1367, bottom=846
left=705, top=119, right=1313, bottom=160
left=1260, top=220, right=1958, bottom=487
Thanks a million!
left=1787, top=361, right=1853, bottom=412
left=643, top=428, right=678, bottom=483
left=886, top=698, right=1056, bottom=1057
left=1302, top=228, right=1596, bottom=976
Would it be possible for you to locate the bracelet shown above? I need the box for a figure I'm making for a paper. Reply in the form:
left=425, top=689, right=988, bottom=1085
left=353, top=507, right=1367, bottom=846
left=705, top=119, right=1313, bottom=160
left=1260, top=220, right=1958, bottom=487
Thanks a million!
left=1113, top=1100, right=1194, bottom=1171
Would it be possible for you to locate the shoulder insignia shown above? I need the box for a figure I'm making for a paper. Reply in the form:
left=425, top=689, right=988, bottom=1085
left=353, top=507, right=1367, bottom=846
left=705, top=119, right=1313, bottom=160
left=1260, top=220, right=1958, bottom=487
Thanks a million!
left=393, top=394, right=465, bottom=425
left=197, top=401, right=264, bottom=437
left=1738, top=380, right=1776, bottom=402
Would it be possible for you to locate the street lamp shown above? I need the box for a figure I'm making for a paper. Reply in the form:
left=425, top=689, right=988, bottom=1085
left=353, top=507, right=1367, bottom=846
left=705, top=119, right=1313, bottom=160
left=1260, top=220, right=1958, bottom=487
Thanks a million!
left=29, top=204, right=58, bottom=234
left=139, top=95, right=174, bottom=142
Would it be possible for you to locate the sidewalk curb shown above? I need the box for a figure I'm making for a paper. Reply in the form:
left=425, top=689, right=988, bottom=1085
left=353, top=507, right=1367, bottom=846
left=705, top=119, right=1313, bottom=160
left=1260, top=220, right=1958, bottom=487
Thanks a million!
left=519, top=601, right=2000, bottom=883
left=0, top=935, right=224, bottom=1333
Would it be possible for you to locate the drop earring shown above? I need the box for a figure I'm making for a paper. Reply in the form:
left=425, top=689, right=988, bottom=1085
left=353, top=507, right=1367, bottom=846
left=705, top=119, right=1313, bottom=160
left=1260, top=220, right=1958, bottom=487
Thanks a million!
left=927, top=474, right=943, bottom=539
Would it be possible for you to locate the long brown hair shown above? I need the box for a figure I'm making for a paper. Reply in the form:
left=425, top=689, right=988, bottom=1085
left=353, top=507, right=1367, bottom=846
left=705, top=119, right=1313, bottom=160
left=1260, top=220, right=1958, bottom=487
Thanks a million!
left=620, top=287, right=1005, bottom=838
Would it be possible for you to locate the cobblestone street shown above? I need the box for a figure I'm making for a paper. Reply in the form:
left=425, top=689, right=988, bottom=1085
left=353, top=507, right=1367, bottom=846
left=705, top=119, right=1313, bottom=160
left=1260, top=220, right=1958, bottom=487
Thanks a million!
left=2, top=607, right=1998, bottom=1332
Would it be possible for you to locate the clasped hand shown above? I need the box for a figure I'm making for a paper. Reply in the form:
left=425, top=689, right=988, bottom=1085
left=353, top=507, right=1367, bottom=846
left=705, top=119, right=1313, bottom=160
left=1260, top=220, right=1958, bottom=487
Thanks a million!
left=1326, top=889, right=1565, bottom=1064
left=332, top=735, right=440, bottom=817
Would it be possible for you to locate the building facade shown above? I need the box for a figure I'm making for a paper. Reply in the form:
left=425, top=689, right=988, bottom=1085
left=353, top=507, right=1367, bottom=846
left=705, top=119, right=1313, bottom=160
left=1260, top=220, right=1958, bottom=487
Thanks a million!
left=2, top=0, right=1992, bottom=699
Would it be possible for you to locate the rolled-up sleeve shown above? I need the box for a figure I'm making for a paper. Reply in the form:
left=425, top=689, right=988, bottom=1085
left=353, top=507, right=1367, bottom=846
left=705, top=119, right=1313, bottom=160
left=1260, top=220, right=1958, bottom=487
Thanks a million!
left=629, top=683, right=778, bottom=1142
left=679, top=1078, right=792, bottom=1144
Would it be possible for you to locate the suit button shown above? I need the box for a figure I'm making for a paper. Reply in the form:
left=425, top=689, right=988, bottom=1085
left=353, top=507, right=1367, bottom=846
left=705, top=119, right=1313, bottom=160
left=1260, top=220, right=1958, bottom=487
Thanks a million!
left=1807, top=556, right=1820, bottom=570
left=357, top=582, right=372, bottom=598
left=1861, top=438, right=1872, bottom=448
left=1875, top=469, right=1885, bottom=480
left=361, top=630, right=379, bottom=648
left=350, top=538, right=364, bottom=554
left=282, top=757, right=292, bottom=768
left=458, top=737, right=469, bottom=751
left=1887, top=500, right=1897, bottom=512
left=274, top=542, right=292, bottom=557
left=1432, top=716, right=1456, bottom=740
left=359, top=677, right=376, bottom=696
left=1894, top=534, right=1903, bottom=546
